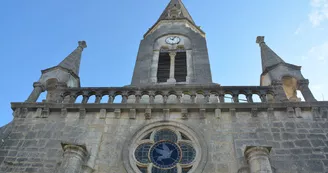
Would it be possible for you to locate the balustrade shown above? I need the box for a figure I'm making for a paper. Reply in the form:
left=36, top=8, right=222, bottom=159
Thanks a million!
left=53, top=86, right=276, bottom=104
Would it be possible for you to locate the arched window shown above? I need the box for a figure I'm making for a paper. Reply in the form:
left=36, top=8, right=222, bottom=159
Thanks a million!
left=157, top=49, right=171, bottom=83
left=157, top=48, right=187, bottom=83
left=174, top=49, right=187, bottom=82
left=152, top=35, right=192, bottom=84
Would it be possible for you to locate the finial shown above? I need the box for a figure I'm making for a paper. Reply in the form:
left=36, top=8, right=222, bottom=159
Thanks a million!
left=78, top=41, right=87, bottom=49
left=256, top=36, right=265, bottom=45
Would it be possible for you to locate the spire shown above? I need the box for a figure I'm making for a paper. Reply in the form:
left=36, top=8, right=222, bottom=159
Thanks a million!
left=58, top=41, right=87, bottom=75
left=157, top=0, right=195, bottom=24
left=256, top=36, right=285, bottom=72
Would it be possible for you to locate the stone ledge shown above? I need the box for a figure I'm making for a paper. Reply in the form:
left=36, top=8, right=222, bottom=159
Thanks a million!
left=11, top=101, right=328, bottom=113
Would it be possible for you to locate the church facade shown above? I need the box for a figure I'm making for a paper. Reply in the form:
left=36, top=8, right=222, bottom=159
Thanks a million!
left=1, top=0, right=328, bottom=173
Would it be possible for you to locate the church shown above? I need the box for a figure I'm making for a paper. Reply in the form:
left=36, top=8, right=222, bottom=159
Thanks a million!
left=1, top=0, right=328, bottom=173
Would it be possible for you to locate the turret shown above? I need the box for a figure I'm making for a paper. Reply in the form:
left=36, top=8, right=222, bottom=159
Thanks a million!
left=25, top=41, right=87, bottom=103
left=256, top=36, right=316, bottom=102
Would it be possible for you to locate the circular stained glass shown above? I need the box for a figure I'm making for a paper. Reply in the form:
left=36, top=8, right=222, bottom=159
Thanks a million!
left=179, top=143, right=196, bottom=165
left=135, top=143, right=152, bottom=164
left=154, top=129, right=178, bottom=142
left=149, top=141, right=181, bottom=169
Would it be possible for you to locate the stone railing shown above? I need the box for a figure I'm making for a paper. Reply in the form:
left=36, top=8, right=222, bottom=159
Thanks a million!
left=56, top=85, right=276, bottom=104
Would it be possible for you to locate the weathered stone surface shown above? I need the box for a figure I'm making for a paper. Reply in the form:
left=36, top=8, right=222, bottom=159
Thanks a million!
left=2, top=1, right=328, bottom=173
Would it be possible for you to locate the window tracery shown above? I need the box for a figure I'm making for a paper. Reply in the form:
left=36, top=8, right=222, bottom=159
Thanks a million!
left=134, top=128, right=197, bottom=173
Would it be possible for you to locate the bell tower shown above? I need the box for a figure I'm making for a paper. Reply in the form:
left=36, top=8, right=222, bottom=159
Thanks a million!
left=131, top=0, right=213, bottom=85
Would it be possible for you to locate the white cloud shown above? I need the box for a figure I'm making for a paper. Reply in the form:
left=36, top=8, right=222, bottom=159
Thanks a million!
left=308, top=42, right=328, bottom=63
left=309, top=0, right=328, bottom=27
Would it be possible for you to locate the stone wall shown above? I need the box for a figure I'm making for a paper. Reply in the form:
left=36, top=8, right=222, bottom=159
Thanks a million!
left=0, top=107, right=328, bottom=173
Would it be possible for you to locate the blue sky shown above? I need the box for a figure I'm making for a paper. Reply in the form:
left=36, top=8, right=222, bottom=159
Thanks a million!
left=0, top=0, right=327, bottom=126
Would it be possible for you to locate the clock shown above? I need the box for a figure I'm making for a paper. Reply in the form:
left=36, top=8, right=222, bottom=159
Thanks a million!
left=165, top=36, right=181, bottom=45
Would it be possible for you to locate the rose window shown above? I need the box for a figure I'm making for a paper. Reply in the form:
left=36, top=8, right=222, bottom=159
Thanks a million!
left=134, top=129, right=197, bottom=173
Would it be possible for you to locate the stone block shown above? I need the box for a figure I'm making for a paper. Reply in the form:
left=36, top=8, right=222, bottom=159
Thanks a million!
left=215, top=108, right=221, bottom=119
left=145, top=108, right=152, bottom=119
left=307, top=160, right=324, bottom=172
left=99, top=109, right=106, bottom=119
left=287, top=107, right=295, bottom=118
left=310, top=139, right=325, bottom=147
left=181, top=109, right=188, bottom=119
left=294, top=140, right=311, bottom=147
left=267, top=108, right=274, bottom=117
left=272, top=122, right=283, bottom=128
left=307, top=134, right=326, bottom=140
left=35, top=108, right=42, bottom=118
left=199, top=109, right=206, bottom=119
left=285, top=122, right=296, bottom=129
left=163, top=109, right=170, bottom=120
left=282, top=133, right=297, bottom=140
left=251, top=108, right=258, bottom=117
left=282, top=141, right=295, bottom=148
left=61, top=108, right=67, bottom=117
left=230, top=108, right=236, bottom=117
left=312, top=107, right=320, bottom=119
left=295, top=107, right=302, bottom=118
left=114, top=109, right=121, bottom=119
left=79, top=108, right=86, bottom=119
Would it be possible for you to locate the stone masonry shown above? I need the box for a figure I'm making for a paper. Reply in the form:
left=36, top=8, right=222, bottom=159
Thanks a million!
left=1, top=0, right=328, bottom=173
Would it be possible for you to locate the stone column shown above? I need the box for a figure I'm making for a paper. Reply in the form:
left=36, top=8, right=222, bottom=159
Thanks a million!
left=59, top=142, right=88, bottom=173
left=186, top=50, right=193, bottom=83
left=26, top=82, right=45, bottom=102
left=167, top=51, right=176, bottom=83
left=298, top=79, right=317, bottom=102
left=244, top=146, right=272, bottom=173
left=150, top=50, right=160, bottom=83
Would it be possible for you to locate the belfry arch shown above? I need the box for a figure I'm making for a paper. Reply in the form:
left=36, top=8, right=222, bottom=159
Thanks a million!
left=150, top=35, right=193, bottom=84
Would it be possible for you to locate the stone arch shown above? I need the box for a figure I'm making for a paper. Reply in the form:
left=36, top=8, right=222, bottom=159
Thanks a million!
left=281, top=76, right=301, bottom=102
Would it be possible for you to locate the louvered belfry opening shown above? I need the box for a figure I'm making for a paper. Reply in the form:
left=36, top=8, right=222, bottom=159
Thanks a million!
left=157, top=49, right=187, bottom=83
left=157, top=52, right=171, bottom=82
left=174, top=51, right=187, bottom=82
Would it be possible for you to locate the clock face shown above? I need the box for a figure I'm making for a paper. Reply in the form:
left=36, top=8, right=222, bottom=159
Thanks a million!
left=165, top=36, right=180, bottom=45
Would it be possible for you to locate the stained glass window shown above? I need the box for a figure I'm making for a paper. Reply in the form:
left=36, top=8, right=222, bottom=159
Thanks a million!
left=179, top=142, right=196, bottom=164
left=135, top=143, right=152, bottom=164
left=134, top=128, right=196, bottom=173
left=149, top=141, right=181, bottom=169
left=154, top=129, right=178, bottom=142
